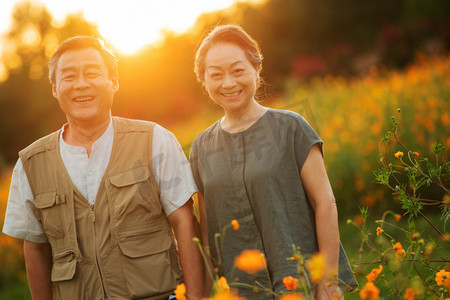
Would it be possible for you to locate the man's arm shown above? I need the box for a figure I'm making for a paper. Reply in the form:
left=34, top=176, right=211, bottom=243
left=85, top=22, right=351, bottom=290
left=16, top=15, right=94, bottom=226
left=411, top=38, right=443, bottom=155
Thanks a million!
left=168, top=199, right=204, bottom=299
left=24, top=240, right=53, bottom=300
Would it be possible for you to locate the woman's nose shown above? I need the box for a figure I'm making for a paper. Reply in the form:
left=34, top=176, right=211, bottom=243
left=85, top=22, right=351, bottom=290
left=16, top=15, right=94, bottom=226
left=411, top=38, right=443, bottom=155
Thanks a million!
left=221, top=74, right=236, bottom=88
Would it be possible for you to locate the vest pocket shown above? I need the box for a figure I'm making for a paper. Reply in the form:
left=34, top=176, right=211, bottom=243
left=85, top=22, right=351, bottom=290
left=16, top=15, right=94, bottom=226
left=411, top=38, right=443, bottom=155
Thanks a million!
left=118, top=229, right=176, bottom=298
left=35, top=191, right=65, bottom=239
left=109, top=166, right=161, bottom=234
left=51, top=251, right=76, bottom=282
left=52, top=251, right=91, bottom=300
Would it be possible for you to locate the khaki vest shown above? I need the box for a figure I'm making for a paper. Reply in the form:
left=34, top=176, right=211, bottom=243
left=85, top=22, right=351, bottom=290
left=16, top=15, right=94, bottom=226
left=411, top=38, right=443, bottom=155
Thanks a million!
left=19, top=117, right=183, bottom=300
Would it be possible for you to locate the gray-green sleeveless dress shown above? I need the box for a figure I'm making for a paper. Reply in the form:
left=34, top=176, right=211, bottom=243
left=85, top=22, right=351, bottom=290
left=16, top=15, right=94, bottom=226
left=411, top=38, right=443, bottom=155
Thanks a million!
left=190, top=109, right=357, bottom=299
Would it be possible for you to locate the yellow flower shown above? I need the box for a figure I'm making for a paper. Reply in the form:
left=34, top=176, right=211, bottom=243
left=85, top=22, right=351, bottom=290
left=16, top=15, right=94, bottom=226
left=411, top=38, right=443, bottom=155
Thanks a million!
left=404, top=288, right=415, bottom=300
left=395, top=151, right=404, bottom=159
left=435, top=269, right=450, bottom=288
left=234, top=249, right=266, bottom=274
left=305, top=252, right=326, bottom=283
left=359, top=281, right=380, bottom=299
left=231, top=219, right=239, bottom=231
left=282, top=276, right=299, bottom=290
left=174, top=283, right=186, bottom=300
left=366, top=265, right=383, bottom=282
left=217, top=276, right=229, bottom=292
left=376, top=227, right=382, bottom=236
left=279, top=293, right=304, bottom=300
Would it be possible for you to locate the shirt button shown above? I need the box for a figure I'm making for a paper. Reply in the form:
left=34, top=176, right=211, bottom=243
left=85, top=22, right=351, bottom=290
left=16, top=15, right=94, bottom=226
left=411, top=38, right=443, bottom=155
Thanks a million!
left=88, top=171, right=93, bottom=176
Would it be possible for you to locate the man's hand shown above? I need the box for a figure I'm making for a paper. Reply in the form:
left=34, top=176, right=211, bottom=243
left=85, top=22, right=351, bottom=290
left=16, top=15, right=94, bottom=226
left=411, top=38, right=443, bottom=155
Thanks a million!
left=168, top=199, right=204, bottom=299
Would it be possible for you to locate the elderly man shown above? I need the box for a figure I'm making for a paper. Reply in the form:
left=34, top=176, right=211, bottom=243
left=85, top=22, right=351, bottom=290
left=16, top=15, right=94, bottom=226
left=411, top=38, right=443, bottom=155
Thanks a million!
left=2, top=36, right=203, bottom=300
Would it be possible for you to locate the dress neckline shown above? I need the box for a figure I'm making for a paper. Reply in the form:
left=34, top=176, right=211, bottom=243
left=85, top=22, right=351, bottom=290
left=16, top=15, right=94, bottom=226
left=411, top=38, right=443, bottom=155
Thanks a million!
left=218, top=108, right=271, bottom=136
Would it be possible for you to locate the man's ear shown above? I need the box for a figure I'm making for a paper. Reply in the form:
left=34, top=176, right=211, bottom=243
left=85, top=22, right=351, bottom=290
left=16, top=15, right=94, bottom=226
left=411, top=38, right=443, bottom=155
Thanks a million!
left=111, top=76, right=119, bottom=93
left=52, top=83, right=58, bottom=98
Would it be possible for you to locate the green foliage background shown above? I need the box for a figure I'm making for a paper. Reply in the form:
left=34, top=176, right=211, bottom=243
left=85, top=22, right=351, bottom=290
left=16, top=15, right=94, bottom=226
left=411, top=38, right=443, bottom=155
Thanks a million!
left=0, top=0, right=448, bottom=298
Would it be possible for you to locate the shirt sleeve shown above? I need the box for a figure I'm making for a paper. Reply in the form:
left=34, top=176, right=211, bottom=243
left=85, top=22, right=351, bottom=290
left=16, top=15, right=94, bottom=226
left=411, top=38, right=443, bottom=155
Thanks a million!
left=152, top=125, right=199, bottom=216
left=294, top=114, right=323, bottom=171
left=189, top=138, right=204, bottom=195
left=2, top=159, right=48, bottom=243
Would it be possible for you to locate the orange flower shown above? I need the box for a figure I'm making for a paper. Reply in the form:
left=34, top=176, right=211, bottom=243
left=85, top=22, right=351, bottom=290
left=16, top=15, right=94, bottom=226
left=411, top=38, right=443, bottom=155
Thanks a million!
left=305, top=253, right=326, bottom=283
left=359, top=281, right=380, bottom=299
left=208, top=290, right=242, bottom=300
left=174, top=283, right=186, bottom=300
left=366, top=265, right=383, bottom=282
left=404, top=288, right=415, bottom=300
left=282, top=276, right=299, bottom=290
left=395, top=214, right=402, bottom=222
left=393, top=241, right=406, bottom=259
left=395, top=151, right=404, bottom=159
left=231, top=219, right=239, bottom=231
left=354, top=215, right=364, bottom=226
left=376, top=227, right=382, bottom=236
left=435, top=269, right=450, bottom=288
left=279, top=293, right=304, bottom=300
left=234, top=250, right=266, bottom=274
left=395, top=249, right=406, bottom=260
left=393, top=242, right=403, bottom=252
left=413, top=152, right=419, bottom=157
left=288, top=255, right=300, bottom=261
left=217, top=276, right=230, bottom=292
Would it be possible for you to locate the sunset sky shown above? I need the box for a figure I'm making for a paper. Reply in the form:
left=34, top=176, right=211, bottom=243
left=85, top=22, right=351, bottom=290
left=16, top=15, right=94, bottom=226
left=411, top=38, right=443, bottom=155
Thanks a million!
left=0, top=0, right=262, bottom=54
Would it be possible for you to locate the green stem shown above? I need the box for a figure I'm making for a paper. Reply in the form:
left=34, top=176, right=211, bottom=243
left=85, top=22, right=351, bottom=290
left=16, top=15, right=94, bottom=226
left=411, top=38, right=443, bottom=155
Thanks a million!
left=193, top=238, right=215, bottom=283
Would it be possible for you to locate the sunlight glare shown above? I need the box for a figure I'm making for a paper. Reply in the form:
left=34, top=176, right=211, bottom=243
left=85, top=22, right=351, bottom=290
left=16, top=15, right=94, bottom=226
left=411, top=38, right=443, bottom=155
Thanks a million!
left=32, top=0, right=247, bottom=54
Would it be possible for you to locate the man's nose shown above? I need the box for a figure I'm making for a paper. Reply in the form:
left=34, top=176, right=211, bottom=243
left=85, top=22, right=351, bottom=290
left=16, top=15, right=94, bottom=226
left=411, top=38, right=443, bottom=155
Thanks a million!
left=74, top=74, right=90, bottom=88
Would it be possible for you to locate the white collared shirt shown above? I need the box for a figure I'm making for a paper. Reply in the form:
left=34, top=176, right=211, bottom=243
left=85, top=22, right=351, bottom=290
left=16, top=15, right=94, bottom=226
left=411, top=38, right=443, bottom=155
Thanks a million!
left=3, top=120, right=198, bottom=243
left=59, top=119, right=114, bottom=205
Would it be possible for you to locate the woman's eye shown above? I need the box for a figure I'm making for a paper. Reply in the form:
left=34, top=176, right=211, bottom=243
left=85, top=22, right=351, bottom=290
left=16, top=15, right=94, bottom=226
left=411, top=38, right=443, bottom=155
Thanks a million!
left=210, top=73, right=222, bottom=79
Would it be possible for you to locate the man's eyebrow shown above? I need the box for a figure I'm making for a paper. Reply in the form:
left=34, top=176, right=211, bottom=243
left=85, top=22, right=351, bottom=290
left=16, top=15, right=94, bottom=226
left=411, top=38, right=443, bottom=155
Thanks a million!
left=59, top=64, right=102, bottom=73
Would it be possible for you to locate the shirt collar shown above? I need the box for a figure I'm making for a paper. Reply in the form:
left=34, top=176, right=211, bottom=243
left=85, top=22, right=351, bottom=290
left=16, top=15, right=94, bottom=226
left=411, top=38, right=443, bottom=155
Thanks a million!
left=59, top=118, right=114, bottom=154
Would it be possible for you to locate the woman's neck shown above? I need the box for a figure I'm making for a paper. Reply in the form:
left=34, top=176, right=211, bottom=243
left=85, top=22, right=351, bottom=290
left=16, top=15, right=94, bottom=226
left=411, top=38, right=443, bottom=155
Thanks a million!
left=221, top=101, right=268, bottom=133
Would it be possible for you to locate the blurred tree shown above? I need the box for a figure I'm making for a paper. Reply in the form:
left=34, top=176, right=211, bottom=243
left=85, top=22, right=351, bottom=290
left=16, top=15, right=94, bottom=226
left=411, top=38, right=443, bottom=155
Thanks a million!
left=0, top=1, right=99, bottom=170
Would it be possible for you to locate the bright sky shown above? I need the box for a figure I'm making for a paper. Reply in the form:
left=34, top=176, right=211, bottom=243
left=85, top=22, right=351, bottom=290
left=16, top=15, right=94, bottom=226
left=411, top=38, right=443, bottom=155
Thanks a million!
left=0, top=0, right=261, bottom=54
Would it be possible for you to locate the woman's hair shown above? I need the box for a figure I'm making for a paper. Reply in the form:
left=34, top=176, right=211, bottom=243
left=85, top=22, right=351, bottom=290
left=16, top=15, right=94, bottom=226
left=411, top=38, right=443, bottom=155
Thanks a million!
left=48, top=36, right=119, bottom=84
left=194, top=24, right=263, bottom=84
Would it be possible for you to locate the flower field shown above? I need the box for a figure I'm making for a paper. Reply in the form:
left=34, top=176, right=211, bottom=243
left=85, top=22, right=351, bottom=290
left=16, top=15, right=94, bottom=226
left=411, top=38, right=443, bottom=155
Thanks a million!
left=0, top=53, right=448, bottom=299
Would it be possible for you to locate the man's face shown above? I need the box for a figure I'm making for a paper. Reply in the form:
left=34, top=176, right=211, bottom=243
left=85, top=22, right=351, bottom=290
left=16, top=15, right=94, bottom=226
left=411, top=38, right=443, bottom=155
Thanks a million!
left=52, top=47, right=118, bottom=125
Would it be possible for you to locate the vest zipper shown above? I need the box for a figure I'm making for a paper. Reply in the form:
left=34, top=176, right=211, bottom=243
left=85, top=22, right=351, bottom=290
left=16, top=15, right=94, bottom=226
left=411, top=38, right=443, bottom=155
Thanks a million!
left=90, top=204, right=95, bottom=222
left=90, top=203, right=105, bottom=298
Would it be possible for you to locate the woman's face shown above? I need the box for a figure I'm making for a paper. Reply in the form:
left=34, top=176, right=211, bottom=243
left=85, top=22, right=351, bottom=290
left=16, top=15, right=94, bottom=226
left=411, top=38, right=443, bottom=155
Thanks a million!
left=204, top=42, right=258, bottom=115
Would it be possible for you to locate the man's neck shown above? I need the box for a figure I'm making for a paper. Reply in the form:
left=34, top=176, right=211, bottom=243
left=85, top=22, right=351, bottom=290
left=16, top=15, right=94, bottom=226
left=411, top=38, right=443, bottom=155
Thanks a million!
left=63, top=116, right=111, bottom=157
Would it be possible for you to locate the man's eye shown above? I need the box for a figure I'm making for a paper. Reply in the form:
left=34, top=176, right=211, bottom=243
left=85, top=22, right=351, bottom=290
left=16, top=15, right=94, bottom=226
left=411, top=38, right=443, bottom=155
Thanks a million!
left=62, top=75, right=75, bottom=80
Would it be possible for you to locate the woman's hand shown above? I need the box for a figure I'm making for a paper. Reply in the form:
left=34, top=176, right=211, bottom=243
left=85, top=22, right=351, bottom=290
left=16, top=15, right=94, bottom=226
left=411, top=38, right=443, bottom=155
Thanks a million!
left=315, top=281, right=342, bottom=300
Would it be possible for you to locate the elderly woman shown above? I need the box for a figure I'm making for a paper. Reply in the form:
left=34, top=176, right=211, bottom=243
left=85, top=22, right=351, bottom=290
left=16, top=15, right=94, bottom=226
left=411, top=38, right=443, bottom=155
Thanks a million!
left=189, top=24, right=357, bottom=299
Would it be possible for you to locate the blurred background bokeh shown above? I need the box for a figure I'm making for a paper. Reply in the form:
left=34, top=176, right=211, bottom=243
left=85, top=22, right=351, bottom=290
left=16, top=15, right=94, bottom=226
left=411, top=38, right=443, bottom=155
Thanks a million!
left=0, top=0, right=448, bottom=298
